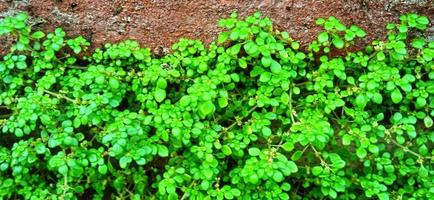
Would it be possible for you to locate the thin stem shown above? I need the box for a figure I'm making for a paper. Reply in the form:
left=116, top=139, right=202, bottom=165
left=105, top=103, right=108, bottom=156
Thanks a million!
left=180, top=181, right=196, bottom=200
left=224, top=105, right=257, bottom=132
left=67, top=65, right=87, bottom=69
left=301, top=145, right=309, bottom=154
left=389, top=138, right=429, bottom=160
left=288, top=87, right=295, bottom=123
left=273, top=135, right=286, bottom=152
left=294, top=81, right=311, bottom=86
left=311, top=145, right=331, bottom=172
left=62, top=174, right=68, bottom=199
left=367, top=51, right=379, bottom=61
left=0, top=114, right=11, bottom=119
left=61, top=149, right=69, bottom=200
left=44, top=90, right=77, bottom=103
left=386, top=128, right=431, bottom=160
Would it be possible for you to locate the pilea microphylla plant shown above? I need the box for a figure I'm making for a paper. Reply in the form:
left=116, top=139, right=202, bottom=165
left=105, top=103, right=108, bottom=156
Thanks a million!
left=0, top=11, right=433, bottom=200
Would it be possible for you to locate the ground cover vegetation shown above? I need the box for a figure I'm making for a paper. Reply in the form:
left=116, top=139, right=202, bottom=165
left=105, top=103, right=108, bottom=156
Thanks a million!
left=0, top=12, right=433, bottom=200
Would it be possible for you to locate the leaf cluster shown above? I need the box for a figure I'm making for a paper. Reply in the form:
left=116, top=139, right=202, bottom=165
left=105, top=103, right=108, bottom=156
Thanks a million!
left=0, top=12, right=433, bottom=200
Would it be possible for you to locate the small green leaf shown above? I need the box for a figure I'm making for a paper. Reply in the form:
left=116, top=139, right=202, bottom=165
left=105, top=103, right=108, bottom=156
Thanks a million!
left=154, top=88, right=166, bottom=103
left=270, top=60, right=282, bottom=74
left=133, top=50, right=145, bottom=60
left=419, top=167, right=428, bottom=178
left=218, top=97, right=228, bottom=108
left=282, top=142, right=294, bottom=152
left=248, top=147, right=261, bottom=156
left=342, top=134, right=351, bottom=146
left=287, top=161, right=298, bottom=173
left=272, top=171, right=284, bottom=182
left=222, top=145, right=232, bottom=155
left=329, top=190, right=337, bottom=198
left=98, top=165, right=108, bottom=174
left=311, top=166, right=323, bottom=176
left=238, top=59, right=247, bottom=68
left=261, top=56, right=272, bottom=67
left=371, top=93, right=383, bottom=104
left=411, top=38, right=425, bottom=49
left=15, top=128, right=23, bottom=137
left=158, top=145, right=169, bottom=157
left=119, top=156, right=131, bottom=168
left=58, top=165, right=68, bottom=175
left=356, top=148, right=367, bottom=158
left=259, top=72, right=272, bottom=82
left=295, top=52, right=306, bottom=60
left=378, top=193, right=390, bottom=200
left=377, top=51, right=385, bottom=61
left=229, top=44, right=241, bottom=56
left=391, top=89, right=403, bottom=103
left=179, top=96, right=190, bottom=107
left=281, top=182, right=291, bottom=191
left=366, top=80, right=377, bottom=91
left=355, top=94, right=368, bottom=108
left=248, top=173, right=259, bottom=184
left=16, top=61, right=27, bottom=69
left=368, top=145, right=379, bottom=154
left=244, top=41, right=259, bottom=56
left=281, top=92, right=289, bottom=104
left=156, top=78, right=167, bottom=89
left=424, top=116, right=433, bottom=128
left=316, top=18, right=325, bottom=25
left=109, top=78, right=120, bottom=89
left=35, top=143, right=46, bottom=154
left=230, top=30, right=239, bottom=40
left=32, top=31, right=45, bottom=39
left=231, top=188, right=241, bottom=197
left=291, top=151, right=303, bottom=161
left=199, top=101, right=216, bottom=116
left=344, top=30, right=355, bottom=41
left=415, top=97, right=426, bottom=108
left=332, top=37, right=344, bottom=49
left=416, top=16, right=429, bottom=25
left=262, top=127, right=272, bottom=137
left=95, top=75, right=105, bottom=84
left=318, top=32, right=329, bottom=43
left=291, top=42, right=300, bottom=50
left=218, top=32, right=229, bottom=44
left=355, top=29, right=366, bottom=37
left=393, top=41, right=407, bottom=54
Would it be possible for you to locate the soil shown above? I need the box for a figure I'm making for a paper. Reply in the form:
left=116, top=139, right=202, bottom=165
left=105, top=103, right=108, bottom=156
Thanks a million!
left=0, top=0, right=433, bottom=53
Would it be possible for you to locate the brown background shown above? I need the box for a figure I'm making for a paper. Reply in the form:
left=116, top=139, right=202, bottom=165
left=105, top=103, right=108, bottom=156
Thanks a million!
left=1, top=0, right=433, bottom=52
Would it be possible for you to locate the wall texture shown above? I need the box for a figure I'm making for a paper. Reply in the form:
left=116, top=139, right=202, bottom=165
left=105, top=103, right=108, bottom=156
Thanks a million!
left=0, top=0, right=433, bottom=53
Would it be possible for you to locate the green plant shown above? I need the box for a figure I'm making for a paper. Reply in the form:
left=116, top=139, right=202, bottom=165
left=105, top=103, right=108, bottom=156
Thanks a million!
left=0, top=12, right=433, bottom=200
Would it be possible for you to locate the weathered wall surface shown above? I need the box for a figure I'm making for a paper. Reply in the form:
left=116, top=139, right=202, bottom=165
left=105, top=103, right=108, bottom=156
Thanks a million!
left=0, top=0, right=433, bottom=52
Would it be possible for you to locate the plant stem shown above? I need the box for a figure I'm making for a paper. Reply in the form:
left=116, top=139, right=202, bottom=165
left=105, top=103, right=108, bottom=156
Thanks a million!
left=389, top=138, right=429, bottom=159
left=44, top=90, right=77, bottom=103
left=311, top=145, right=331, bottom=172
left=288, top=86, right=295, bottom=123
left=0, top=114, right=11, bottom=119
left=62, top=174, right=68, bottom=199
left=67, top=65, right=88, bottom=69
left=225, top=105, right=257, bottom=131
left=180, top=181, right=196, bottom=200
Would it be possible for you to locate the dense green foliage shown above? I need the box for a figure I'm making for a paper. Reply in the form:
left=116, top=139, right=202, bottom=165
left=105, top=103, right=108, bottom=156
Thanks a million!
left=0, top=12, right=433, bottom=199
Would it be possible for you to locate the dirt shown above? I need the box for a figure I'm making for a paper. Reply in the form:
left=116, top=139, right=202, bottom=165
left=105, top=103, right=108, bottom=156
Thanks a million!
left=0, top=0, right=433, bottom=53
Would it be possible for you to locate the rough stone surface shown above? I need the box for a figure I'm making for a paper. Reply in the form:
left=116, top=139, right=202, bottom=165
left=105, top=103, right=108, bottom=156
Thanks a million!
left=0, top=0, right=433, bottom=53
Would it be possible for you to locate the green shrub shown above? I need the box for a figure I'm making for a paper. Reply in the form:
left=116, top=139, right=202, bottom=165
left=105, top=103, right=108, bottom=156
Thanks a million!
left=0, top=11, right=433, bottom=200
